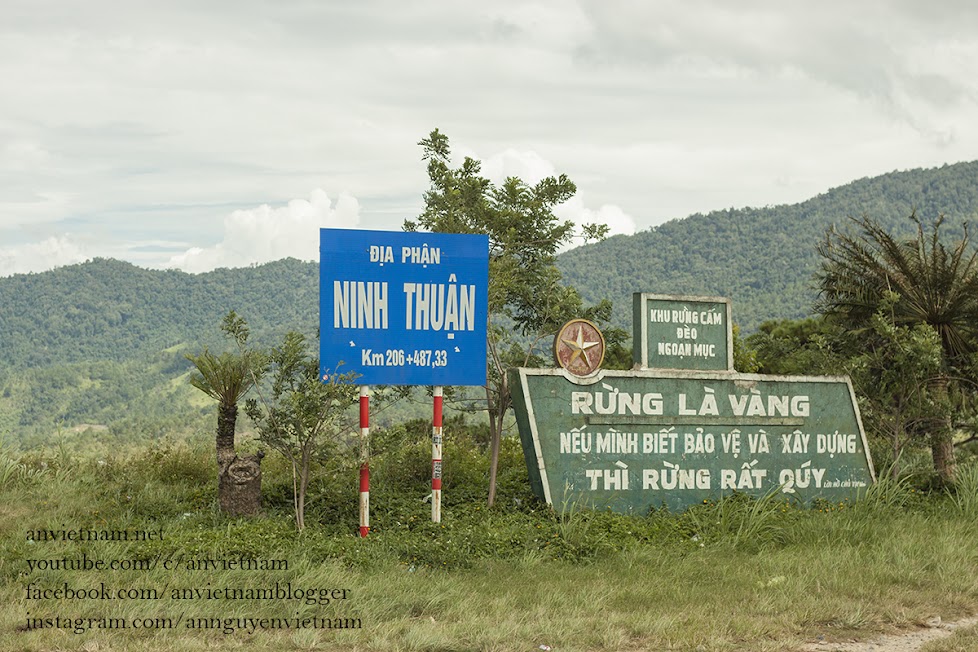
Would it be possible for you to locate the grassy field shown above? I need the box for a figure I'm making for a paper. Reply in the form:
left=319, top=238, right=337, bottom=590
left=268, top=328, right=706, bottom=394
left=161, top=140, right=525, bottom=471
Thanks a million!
left=1, top=436, right=977, bottom=652
left=925, top=625, right=978, bottom=652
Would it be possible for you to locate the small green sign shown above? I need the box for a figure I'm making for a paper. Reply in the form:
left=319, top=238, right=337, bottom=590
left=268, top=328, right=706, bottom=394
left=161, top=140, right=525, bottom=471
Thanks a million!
left=633, top=293, right=733, bottom=371
left=511, top=368, right=876, bottom=512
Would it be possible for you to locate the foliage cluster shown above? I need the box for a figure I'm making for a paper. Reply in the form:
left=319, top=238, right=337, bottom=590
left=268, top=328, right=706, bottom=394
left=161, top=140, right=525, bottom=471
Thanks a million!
left=406, top=128, right=628, bottom=504
left=747, top=311, right=977, bottom=480
left=243, top=329, right=363, bottom=530
left=745, top=214, right=978, bottom=482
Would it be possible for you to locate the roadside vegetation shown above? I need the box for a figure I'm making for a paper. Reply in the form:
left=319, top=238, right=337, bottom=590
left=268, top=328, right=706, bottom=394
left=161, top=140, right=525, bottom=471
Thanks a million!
left=2, top=426, right=976, bottom=651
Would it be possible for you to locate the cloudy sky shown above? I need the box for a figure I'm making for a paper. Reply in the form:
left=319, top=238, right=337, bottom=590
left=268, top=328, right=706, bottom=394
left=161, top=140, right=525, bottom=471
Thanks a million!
left=2, top=1, right=976, bottom=276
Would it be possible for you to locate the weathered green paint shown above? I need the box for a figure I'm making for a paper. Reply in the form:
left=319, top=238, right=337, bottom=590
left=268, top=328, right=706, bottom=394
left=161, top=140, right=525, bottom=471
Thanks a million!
left=511, top=368, right=876, bottom=513
left=633, top=293, right=733, bottom=371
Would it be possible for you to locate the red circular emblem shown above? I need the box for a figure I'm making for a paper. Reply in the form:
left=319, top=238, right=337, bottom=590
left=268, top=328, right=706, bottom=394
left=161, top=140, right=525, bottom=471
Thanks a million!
left=554, top=319, right=605, bottom=377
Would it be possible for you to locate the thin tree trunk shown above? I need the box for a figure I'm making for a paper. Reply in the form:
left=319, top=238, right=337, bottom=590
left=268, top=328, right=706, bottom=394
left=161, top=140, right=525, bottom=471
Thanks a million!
left=931, top=429, right=956, bottom=485
left=216, top=403, right=237, bottom=470
left=216, top=402, right=237, bottom=511
left=296, top=449, right=311, bottom=531
left=487, top=407, right=502, bottom=507
left=929, top=375, right=957, bottom=485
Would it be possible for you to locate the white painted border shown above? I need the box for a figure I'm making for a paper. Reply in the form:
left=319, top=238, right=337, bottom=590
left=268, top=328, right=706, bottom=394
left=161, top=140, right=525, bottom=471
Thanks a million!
left=519, top=368, right=552, bottom=504
left=846, top=378, right=877, bottom=482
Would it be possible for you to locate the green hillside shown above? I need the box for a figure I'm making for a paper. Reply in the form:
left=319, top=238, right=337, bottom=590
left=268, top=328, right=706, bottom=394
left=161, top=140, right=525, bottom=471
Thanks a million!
left=0, top=257, right=319, bottom=368
left=3, top=160, right=977, bottom=444
left=0, top=258, right=321, bottom=447
left=558, top=161, right=978, bottom=331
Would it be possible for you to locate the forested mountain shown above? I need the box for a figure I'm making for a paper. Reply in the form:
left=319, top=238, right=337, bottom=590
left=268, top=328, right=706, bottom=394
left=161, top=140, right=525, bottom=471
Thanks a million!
left=0, top=257, right=319, bottom=368
left=2, top=161, right=977, bottom=445
left=0, top=258, right=320, bottom=446
left=559, top=161, right=978, bottom=331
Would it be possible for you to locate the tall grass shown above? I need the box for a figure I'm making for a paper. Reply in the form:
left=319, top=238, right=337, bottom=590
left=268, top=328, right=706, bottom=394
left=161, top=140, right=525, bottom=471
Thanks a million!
left=680, top=489, right=789, bottom=550
left=858, top=462, right=919, bottom=510
left=947, top=461, right=978, bottom=518
left=2, top=438, right=977, bottom=651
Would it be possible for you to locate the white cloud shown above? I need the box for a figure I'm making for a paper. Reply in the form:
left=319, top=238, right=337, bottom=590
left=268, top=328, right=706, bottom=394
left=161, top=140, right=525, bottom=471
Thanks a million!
left=1, top=0, right=976, bottom=267
left=575, top=2, right=978, bottom=137
left=1, top=140, right=51, bottom=171
left=0, top=236, right=89, bottom=276
left=482, top=148, right=557, bottom=185
left=166, top=189, right=360, bottom=273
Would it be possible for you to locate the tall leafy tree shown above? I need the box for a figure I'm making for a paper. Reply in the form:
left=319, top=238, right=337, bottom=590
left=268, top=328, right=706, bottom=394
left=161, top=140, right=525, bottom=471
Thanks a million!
left=405, top=129, right=623, bottom=506
left=815, top=213, right=978, bottom=482
left=237, top=328, right=361, bottom=531
left=848, top=305, right=944, bottom=478
left=746, top=317, right=849, bottom=377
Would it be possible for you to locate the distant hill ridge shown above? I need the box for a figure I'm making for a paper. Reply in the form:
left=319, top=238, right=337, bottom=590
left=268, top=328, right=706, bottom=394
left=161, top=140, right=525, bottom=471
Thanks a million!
left=0, top=257, right=319, bottom=369
left=558, top=160, right=978, bottom=331
left=2, top=161, right=977, bottom=371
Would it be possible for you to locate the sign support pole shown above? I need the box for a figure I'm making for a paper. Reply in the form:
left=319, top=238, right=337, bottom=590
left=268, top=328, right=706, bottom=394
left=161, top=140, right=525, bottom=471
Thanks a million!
left=432, top=386, right=443, bottom=523
left=358, top=386, right=370, bottom=538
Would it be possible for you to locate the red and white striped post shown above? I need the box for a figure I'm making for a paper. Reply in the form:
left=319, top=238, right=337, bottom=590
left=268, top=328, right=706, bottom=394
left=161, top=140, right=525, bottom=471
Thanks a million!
left=358, top=386, right=370, bottom=538
left=431, top=386, right=443, bottom=523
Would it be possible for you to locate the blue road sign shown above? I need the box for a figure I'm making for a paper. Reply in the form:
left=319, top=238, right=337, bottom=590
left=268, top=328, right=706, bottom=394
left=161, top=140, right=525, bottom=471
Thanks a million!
left=320, top=228, right=489, bottom=386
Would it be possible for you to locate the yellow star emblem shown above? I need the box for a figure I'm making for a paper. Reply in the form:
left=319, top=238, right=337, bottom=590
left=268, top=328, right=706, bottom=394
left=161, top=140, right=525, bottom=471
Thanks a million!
left=554, top=319, right=605, bottom=376
left=561, top=325, right=601, bottom=368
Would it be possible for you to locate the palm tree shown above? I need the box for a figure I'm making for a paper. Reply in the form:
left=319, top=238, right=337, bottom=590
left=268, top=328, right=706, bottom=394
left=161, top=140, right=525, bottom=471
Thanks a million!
left=815, top=213, right=978, bottom=483
left=186, top=348, right=263, bottom=514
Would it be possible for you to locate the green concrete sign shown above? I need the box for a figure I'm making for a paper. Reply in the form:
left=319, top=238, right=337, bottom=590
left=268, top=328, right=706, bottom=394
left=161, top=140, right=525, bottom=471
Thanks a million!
left=633, top=294, right=733, bottom=371
left=511, top=368, right=876, bottom=512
